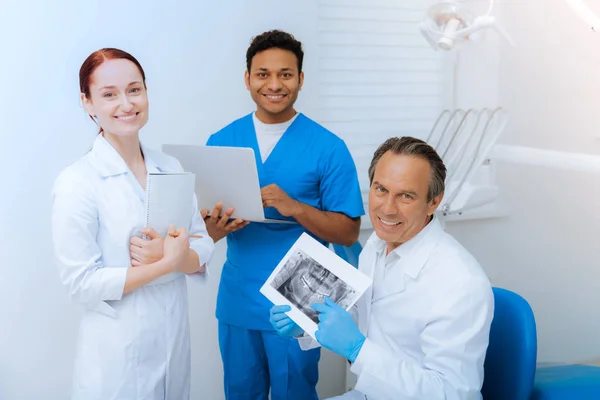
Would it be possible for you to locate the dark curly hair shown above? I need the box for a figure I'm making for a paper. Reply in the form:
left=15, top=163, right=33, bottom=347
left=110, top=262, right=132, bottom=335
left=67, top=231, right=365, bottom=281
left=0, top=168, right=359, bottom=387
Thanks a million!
left=246, top=30, right=304, bottom=73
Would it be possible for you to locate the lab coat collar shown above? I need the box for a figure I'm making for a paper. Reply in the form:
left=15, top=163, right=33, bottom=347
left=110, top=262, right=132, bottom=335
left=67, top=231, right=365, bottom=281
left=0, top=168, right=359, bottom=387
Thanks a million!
left=141, top=142, right=162, bottom=174
left=373, top=215, right=445, bottom=280
left=88, top=134, right=162, bottom=177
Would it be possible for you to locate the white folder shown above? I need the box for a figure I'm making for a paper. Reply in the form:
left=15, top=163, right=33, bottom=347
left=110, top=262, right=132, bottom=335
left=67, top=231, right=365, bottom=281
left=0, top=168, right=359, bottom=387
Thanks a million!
left=144, top=172, right=196, bottom=236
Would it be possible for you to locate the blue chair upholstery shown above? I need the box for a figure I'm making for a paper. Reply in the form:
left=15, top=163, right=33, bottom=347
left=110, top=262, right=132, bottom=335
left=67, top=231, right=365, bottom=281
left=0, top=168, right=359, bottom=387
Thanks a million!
left=531, top=364, right=600, bottom=399
left=481, top=287, right=537, bottom=400
left=332, top=241, right=363, bottom=268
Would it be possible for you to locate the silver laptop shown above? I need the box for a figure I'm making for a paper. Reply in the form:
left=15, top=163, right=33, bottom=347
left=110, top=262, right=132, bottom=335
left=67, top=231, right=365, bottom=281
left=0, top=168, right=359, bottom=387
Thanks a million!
left=162, top=144, right=295, bottom=224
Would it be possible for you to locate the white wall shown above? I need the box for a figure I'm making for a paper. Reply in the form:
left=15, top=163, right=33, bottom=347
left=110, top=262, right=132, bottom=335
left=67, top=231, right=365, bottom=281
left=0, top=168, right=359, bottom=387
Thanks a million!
left=447, top=0, right=600, bottom=363
left=0, top=1, right=351, bottom=399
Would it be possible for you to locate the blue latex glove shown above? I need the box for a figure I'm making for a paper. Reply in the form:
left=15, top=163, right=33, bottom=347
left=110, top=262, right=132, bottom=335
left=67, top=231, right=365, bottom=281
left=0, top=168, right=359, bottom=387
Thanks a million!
left=312, top=297, right=365, bottom=363
left=269, top=305, right=304, bottom=337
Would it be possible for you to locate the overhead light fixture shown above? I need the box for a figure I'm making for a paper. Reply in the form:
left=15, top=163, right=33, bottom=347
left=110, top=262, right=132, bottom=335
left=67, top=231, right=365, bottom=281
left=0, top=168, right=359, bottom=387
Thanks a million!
left=420, top=0, right=514, bottom=51
left=565, top=0, right=600, bottom=31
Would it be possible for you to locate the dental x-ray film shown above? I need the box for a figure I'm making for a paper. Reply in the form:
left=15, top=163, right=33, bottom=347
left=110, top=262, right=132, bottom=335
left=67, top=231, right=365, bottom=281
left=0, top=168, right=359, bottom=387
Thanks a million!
left=260, top=233, right=373, bottom=339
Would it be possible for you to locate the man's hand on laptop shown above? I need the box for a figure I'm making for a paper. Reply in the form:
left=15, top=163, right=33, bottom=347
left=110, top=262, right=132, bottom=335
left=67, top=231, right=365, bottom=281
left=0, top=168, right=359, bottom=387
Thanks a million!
left=261, top=184, right=302, bottom=217
left=200, top=202, right=250, bottom=243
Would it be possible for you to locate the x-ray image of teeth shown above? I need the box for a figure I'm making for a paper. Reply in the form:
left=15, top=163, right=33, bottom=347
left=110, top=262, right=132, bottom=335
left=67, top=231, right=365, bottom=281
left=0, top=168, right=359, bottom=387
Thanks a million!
left=271, top=249, right=356, bottom=323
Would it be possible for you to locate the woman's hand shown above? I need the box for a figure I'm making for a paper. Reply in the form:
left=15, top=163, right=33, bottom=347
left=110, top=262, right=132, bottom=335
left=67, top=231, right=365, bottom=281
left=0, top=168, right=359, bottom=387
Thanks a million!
left=162, top=226, right=191, bottom=272
left=130, top=228, right=164, bottom=266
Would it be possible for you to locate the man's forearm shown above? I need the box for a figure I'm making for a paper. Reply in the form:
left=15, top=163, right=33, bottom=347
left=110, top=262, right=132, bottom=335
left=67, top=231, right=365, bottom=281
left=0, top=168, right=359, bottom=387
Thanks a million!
left=292, top=202, right=360, bottom=246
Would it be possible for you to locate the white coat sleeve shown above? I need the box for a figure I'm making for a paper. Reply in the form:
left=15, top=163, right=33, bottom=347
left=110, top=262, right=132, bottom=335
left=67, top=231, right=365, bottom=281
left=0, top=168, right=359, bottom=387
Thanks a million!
left=186, top=192, right=214, bottom=283
left=351, top=279, right=494, bottom=400
left=51, top=169, right=127, bottom=316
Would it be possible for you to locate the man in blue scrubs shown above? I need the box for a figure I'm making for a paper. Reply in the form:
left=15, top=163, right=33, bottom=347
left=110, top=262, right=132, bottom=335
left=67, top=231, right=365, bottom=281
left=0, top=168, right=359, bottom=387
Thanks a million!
left=201, top=30, right=365, bottom=400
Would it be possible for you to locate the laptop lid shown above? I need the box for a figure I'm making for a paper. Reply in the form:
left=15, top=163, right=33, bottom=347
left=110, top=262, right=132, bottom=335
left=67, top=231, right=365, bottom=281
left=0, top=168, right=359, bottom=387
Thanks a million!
left=162, top=144, right=293, bottom=223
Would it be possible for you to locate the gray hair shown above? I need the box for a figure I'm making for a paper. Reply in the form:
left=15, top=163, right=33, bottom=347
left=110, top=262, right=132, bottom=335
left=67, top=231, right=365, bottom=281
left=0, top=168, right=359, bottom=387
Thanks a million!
left=368, top=137, right=446, bottom=202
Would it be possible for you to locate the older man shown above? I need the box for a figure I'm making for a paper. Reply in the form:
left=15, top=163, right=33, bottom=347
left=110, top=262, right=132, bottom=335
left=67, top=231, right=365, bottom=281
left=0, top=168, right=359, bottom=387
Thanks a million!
left=270, top=136, right=494, bottom=399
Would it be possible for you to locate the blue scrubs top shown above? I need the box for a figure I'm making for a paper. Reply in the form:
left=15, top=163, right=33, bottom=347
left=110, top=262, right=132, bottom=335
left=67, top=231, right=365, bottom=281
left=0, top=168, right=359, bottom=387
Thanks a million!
left=207, top=113, right=365, bottom=330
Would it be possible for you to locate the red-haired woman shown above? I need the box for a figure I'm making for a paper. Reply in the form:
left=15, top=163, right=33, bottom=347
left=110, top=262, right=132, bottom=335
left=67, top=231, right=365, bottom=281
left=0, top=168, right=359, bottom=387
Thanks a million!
left=51, top=48, right=214, bottom=400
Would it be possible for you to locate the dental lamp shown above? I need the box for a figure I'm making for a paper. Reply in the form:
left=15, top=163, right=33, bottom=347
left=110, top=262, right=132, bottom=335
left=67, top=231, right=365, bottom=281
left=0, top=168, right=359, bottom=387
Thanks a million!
left=420, top=0, right=514, bottom=51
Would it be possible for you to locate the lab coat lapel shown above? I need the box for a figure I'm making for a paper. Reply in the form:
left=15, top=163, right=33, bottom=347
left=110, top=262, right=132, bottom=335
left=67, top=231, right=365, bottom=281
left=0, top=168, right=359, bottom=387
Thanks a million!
left=401, top=217, right=445, bottom=280
left=376, top=217, right=445, bottom=300
left=126, top=173, right=146, bottom=204
left=87, top=135, right=129, bottom=178
left=141, top=142, right=161, bottom=174
left=88, top=135, right=146, bottom=203
left=133, top=142, right=166, bottom=202
left=372, top=263, right=407, bottom=302
left=357, top=233, right=380, bottom=335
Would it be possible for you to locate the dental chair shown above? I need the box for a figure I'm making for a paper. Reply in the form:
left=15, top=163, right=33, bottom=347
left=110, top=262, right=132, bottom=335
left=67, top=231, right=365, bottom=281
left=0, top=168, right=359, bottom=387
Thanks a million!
left=481, top=287, right=537, bottom=400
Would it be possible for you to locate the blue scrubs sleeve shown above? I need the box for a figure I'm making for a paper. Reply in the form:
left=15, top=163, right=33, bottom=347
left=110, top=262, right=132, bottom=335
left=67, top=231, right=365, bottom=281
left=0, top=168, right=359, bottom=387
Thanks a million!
left=320, top=141, right=365, bottom=219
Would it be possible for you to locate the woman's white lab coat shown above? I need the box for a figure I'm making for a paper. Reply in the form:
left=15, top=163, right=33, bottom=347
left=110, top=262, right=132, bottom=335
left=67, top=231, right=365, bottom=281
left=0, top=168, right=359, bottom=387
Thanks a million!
left=305, top=217, right=494, bottom=400
left=51, top=135, right=214, bottom=400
